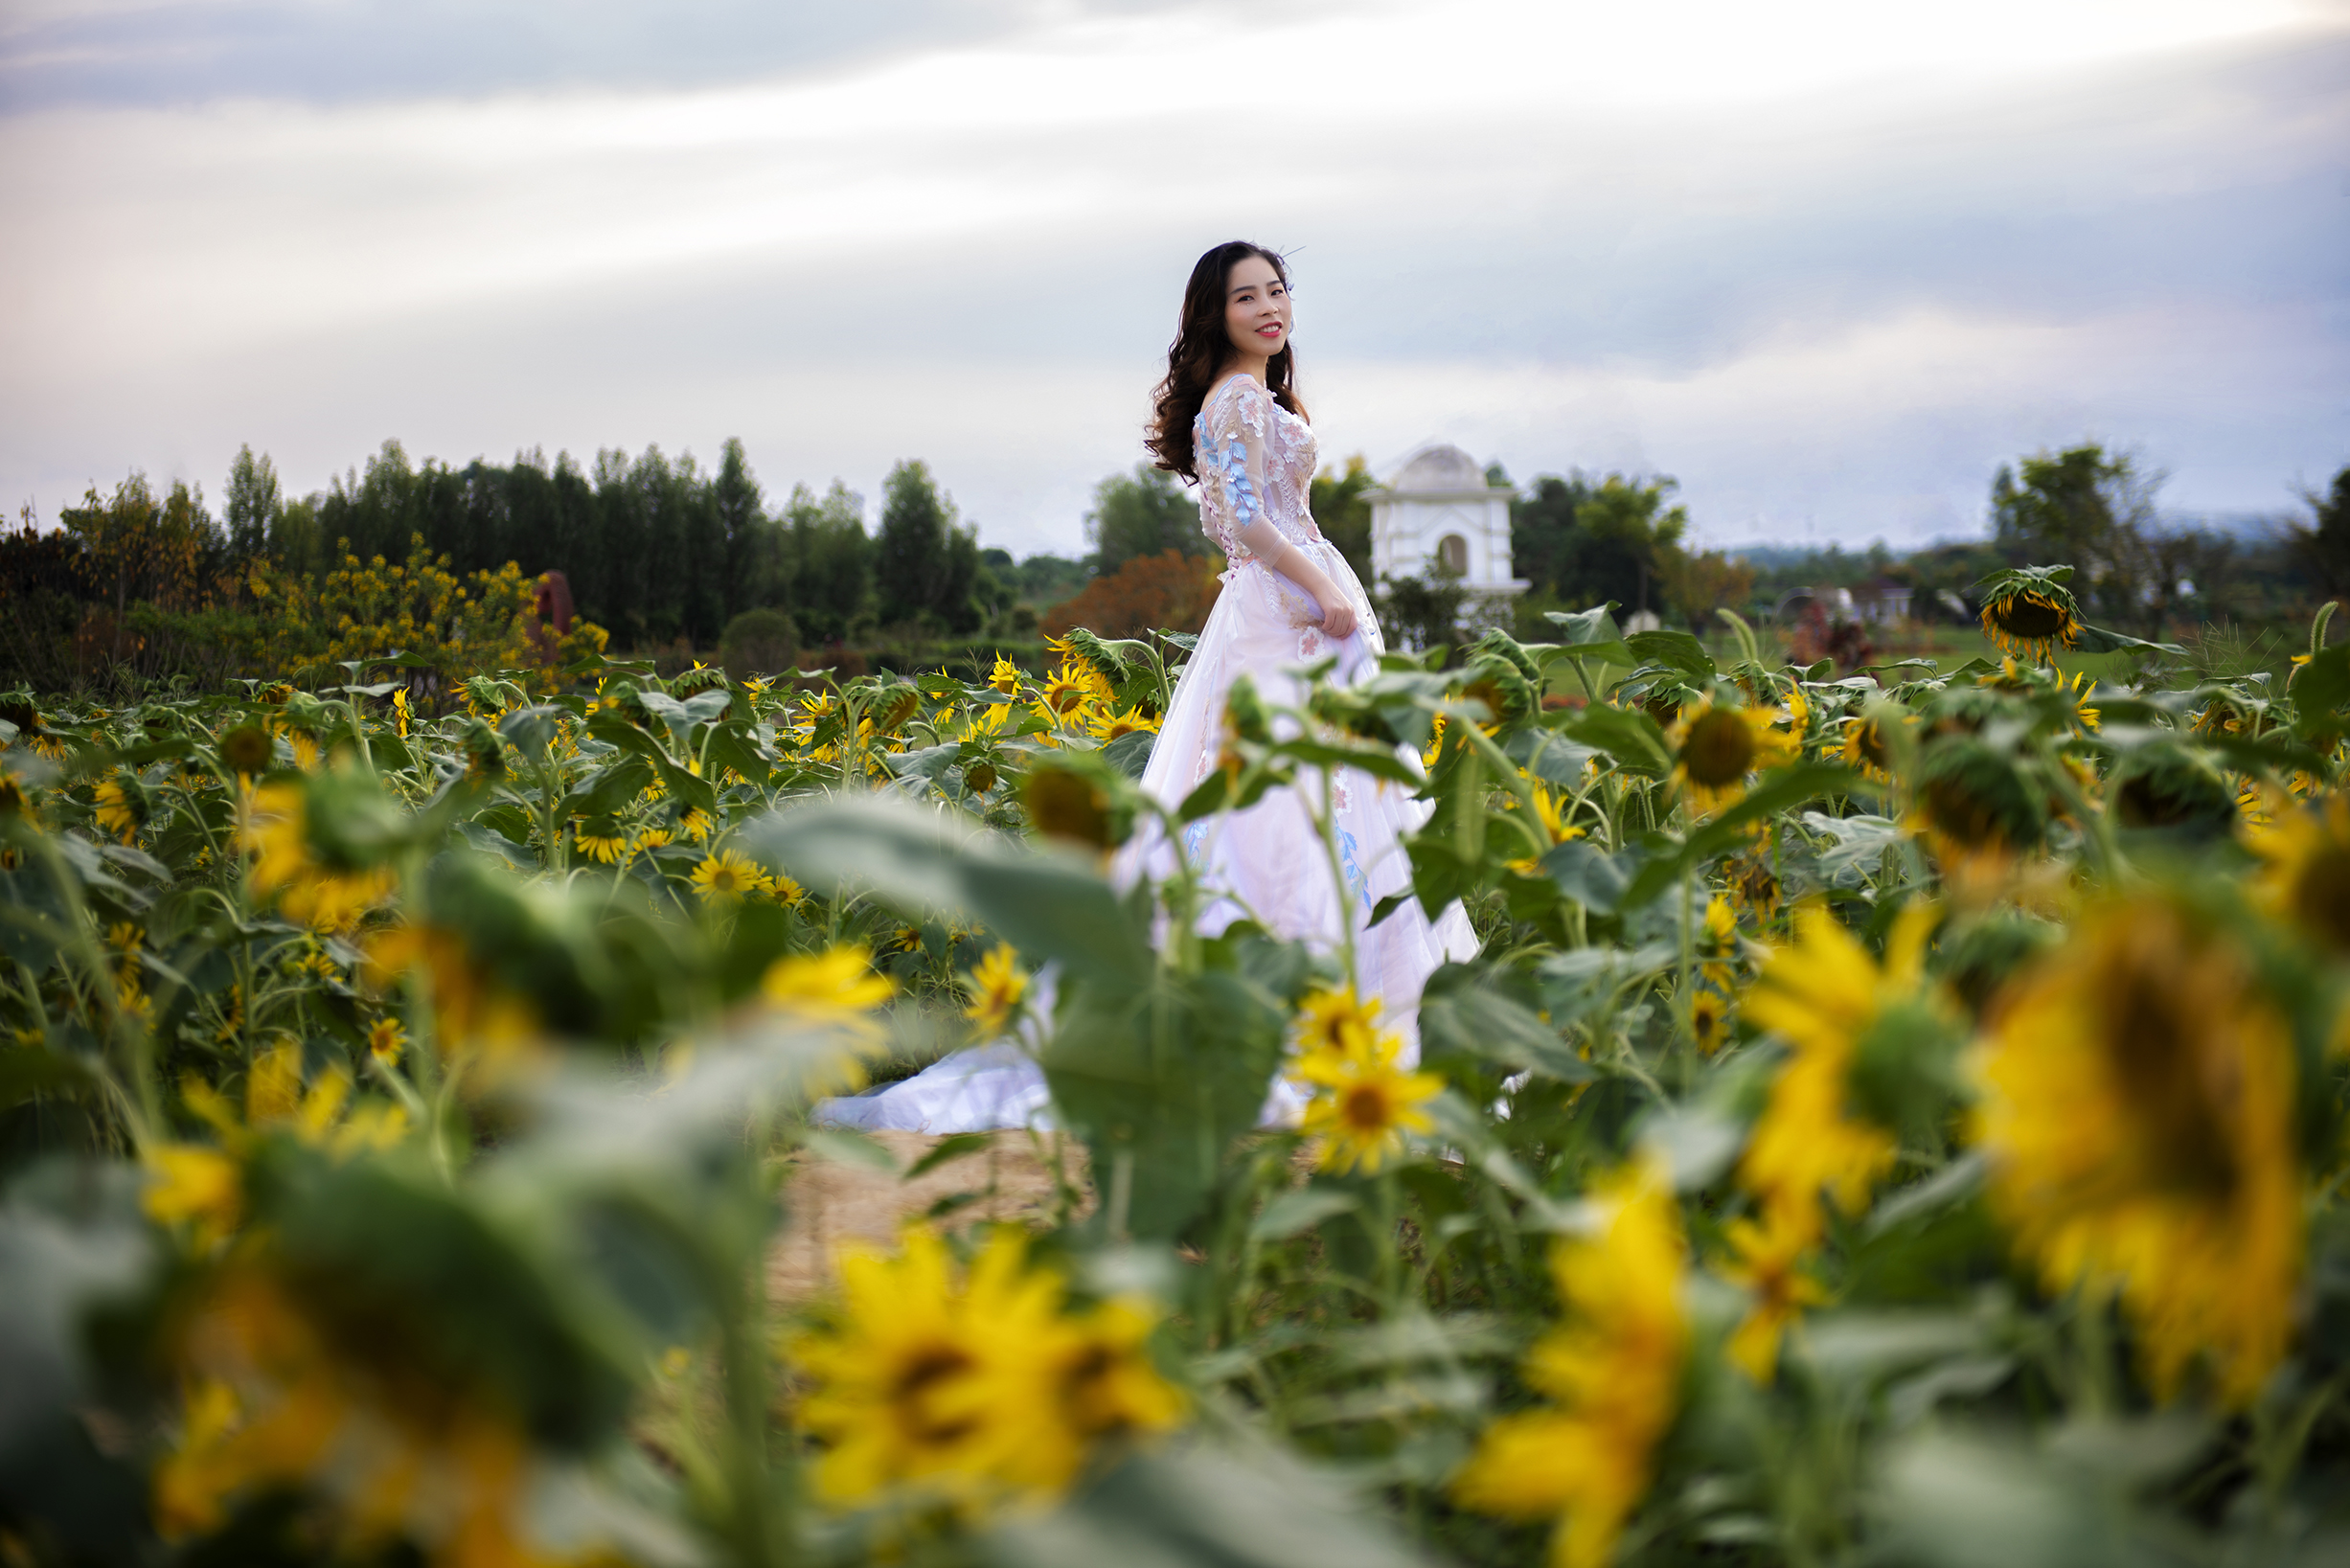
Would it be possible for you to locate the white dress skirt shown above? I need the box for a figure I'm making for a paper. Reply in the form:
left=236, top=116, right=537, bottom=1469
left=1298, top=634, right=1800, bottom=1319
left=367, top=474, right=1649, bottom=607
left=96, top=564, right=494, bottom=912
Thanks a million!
left=816, top=376, right=1477, bottom=1132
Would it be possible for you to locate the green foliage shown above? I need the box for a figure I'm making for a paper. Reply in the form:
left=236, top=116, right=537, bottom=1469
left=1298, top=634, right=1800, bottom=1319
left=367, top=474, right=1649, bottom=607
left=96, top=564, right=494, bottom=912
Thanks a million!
left=1309, top=455, right=1377, bottom=585
left=1089, top=464, right=1210, bottom=579
left=873, top=460, right=984, bottom=634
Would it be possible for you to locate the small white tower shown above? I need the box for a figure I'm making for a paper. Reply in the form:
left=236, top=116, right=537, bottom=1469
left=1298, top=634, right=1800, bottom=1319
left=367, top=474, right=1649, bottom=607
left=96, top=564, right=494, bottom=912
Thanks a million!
left=1366, top=443, right=1527, bottom=594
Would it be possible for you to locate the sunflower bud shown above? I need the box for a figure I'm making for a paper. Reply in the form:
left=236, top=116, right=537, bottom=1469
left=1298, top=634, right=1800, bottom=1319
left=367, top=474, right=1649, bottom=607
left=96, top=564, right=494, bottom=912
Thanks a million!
left=221, top=725, right=273, bottom=777
left=964, top=761, right=998, bottom=795
left=1024, top=762, right=1113, bottom=850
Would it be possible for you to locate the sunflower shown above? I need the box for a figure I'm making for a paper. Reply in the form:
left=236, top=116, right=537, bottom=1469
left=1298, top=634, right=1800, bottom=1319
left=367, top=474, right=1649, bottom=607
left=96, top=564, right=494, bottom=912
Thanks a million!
left=1084, top=704, right=1161, bottom=744
left=573, top=822, right=629, bottom=864
left=677, top=806, right=715, bottom=842
left=1453, top=1157, right=1687, bottom=1568
left=241, top=782, right=396, bottom=934
left=366, top=1016, right=405, bottom=1068
left=789, top=1226, right=1182, bottom=1511
left=1669, top=698, right=1798, bottom=817
left=963, top=943, right=1027, bottom=1033
left=1507, top=780, right=1587, bottom=875
left=1718, top=1209, right=1827, bottom=1381
left=1689, top=989, right=1730, bottom=1055
left=1837, top=711, right=1907, bottom=782
left=690, top=849, right=771, bottom=903
left=772, top=873, right=808, bottom=907
left=1974, top=566, right=2083, bottom=663
left=93, top=776, right=145, bottom=843
left=2246, top=792, right=2350, bottom=959
left=1738, top=902, right=1941, bottom=1249
left=1295, top=986, right=1384, bottom=1057
left=390, top=687, right=411, bottom=739
left=1036, top=665, right=1099, bottom=722
left=1970, top=894, right=2303, bottom=1406
left=634, top=827, right=674, bottom=851
left=1295, top=1028, right=1443, bottom=1175
left=216, top=723, right=270, bottom=780
left=988, top=655, right=1023, bottom=696
left=761, top=944, right=894, bottom=1024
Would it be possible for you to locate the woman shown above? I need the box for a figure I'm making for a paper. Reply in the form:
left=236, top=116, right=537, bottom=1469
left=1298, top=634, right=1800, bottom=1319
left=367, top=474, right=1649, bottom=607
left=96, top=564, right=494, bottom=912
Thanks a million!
left=819, top=241, right=1475, bottom=1133
left=1118, top=240, right=1476, bottom=1021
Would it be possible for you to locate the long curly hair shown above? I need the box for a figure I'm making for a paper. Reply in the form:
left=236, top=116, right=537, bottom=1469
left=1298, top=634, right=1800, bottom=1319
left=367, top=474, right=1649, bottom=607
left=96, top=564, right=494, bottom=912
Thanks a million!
left=1146, top=240, right=1308, bottom=481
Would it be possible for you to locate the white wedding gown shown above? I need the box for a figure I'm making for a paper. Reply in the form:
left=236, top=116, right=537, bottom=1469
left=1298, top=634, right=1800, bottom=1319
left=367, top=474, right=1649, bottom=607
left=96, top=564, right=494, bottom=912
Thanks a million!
left=817, top=375, right=1478, bottom=1132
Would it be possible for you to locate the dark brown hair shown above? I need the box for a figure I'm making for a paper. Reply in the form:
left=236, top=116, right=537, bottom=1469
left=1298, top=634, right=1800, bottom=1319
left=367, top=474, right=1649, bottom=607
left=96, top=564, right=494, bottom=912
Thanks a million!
left=1146, top=240, right=1307, bottom=481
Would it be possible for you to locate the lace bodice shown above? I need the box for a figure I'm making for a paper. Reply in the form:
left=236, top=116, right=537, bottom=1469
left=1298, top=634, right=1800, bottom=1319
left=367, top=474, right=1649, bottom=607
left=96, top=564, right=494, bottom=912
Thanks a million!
left=1194, top=375, right=1320, bottom=561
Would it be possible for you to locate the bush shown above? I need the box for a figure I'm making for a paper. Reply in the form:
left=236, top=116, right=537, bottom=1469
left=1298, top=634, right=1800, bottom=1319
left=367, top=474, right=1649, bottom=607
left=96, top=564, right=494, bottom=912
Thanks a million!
left=1041, top=549, right=1221, bottom=640
left=719, top=606, right=800, bottom=676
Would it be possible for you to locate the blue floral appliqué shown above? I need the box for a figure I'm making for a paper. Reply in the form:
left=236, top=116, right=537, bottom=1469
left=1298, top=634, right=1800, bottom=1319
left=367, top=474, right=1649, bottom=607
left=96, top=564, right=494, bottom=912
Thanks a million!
left=1336, top=827, right=1369, bottom=911
left=1183, top=817, right=1211, bottom=867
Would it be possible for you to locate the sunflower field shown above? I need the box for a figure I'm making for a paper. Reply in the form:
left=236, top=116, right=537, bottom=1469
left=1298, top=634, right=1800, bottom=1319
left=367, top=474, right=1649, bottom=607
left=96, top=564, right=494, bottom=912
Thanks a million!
left=4, top=567, right=2350, bottom=1568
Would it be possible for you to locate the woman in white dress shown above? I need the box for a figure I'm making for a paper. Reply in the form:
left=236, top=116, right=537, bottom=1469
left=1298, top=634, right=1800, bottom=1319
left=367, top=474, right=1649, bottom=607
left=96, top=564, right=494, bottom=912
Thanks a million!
left=820, top=240, right=1477, bottom=1132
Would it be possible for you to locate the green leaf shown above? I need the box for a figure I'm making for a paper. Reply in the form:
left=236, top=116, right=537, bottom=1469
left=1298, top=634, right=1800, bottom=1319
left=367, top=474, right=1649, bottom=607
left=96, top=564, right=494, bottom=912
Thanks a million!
left=745, top=796, right=1152, bottom=988
left=1418, top=966, right=1593, bottom=1083
left=1543, top=602, right=1621, bottom=645
left=1560, top=704, right=1673, bottom=775
left=1248, top=1187, right=1360, bottom=1242
left=1101, top=728, right=1156, bottom=781
left=1540, top=839, right=1636, bottom=914
left=1624, top=627, right=1716, bottom=678
left=903, top=1132, right=994, bottom=1181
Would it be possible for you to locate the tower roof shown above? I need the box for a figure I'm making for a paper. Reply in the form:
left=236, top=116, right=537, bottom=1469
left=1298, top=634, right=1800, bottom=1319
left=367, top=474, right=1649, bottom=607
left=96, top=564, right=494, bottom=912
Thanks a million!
left=1386, top=443, right=1490, bottom=494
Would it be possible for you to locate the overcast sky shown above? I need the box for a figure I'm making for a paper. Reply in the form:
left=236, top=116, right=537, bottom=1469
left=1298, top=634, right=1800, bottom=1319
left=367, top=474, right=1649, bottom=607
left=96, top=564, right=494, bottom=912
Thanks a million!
left=3, top=0, right=2345, bottom=559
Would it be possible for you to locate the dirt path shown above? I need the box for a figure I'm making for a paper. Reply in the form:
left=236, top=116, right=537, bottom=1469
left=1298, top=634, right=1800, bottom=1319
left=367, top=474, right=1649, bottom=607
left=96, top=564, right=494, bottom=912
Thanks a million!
left=765, top=1129, right=1093, bottom=1304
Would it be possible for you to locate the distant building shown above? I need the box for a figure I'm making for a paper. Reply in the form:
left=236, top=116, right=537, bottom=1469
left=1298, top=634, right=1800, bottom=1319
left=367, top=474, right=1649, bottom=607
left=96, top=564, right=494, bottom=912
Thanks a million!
left=1773, top=579, right=1912, bottom=627
left=1366, top=443, right=1528, bottom=595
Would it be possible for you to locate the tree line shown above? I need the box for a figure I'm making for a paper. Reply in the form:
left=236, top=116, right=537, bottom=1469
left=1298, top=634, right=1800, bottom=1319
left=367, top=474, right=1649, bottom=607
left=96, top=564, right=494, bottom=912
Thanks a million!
left=228, top=439, right=1006, bottom=651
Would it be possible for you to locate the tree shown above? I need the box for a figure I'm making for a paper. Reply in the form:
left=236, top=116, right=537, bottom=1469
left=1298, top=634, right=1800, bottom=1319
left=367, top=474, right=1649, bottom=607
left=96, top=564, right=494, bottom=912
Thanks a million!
left=223, top=445, right=282, bottom=560
left=1989, top=443, right=2160, bottom=624
left=1510, top=473, right=1600, bottom=601
left=873, top=461, right=981, bottom=632
left=2293, top=465, right=2350, bottom=601
left=1309, top=456, right=1376, bottom=584
left=1550, top=476, right=1687, bottom=615
left=783, top=481, right=873, bottom=646
left=1658, top=546, right=1757, bottom=631
left=1087, top=466, right=1208, bottom=578
left=714, top=438, right=769, bottom=624
left=1041, top=550, right=1221, bottom=641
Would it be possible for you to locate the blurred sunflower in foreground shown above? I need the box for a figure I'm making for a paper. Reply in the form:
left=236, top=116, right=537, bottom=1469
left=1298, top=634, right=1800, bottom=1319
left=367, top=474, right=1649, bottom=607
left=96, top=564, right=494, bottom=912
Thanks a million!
left=1453, top=1157, right=1687, bottom=1568
left=789, top=1227, right=1184, bottom=1514
left=2247, top=791, right=2350, bottom=959
left=1971, top=893, right=2305, bottom=1406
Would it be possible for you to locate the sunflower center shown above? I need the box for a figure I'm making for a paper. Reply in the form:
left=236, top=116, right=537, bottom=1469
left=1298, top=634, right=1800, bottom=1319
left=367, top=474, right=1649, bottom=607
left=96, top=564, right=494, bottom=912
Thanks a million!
left=1682, top=710, right=1756, bottom=787
left=1993, top=595, right=2066, bottom=639
left=891, top=1343, right=981, bottom=1444
left=2291, top=842, right=2350, bottom=955
left=1340, top=1082, right=1394, bottom=1133
left=2099, top=921, right=2240, bottom=1198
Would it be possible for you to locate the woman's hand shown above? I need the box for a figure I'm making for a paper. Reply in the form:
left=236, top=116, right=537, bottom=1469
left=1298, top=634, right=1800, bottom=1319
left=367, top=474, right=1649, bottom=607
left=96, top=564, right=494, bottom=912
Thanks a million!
left=1314, top=587, right=1357, bottom=642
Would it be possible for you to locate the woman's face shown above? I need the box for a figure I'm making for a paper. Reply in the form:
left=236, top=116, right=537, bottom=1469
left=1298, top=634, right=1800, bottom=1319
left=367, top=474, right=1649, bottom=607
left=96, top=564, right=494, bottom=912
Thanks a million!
left=1221, top=255, right=1291, bottom=364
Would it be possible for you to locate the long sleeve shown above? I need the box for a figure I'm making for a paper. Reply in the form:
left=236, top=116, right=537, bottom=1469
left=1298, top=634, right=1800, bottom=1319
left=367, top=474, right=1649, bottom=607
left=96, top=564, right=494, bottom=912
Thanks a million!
left=1197, top=381, right=1276, bottom=561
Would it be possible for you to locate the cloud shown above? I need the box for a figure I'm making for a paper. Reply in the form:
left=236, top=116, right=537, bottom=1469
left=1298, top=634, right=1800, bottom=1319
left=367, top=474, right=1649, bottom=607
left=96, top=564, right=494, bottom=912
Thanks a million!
left=0, top=0, right=2341, bottom=558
